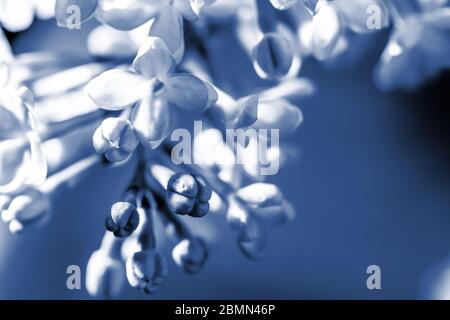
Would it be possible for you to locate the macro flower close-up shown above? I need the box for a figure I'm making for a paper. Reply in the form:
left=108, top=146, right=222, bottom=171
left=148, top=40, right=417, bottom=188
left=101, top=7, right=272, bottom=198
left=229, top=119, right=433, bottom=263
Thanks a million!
left=0, top=0, right=449, bottom=308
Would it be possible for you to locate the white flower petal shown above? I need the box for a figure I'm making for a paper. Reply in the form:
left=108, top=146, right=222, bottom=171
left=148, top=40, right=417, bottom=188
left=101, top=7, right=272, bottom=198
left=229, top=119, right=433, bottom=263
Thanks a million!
left=87, top=25, right=139, bottom=59
left=132, top=37, right=176, bottom=79
left=85, top=69, right=149, bottom=110
left=251, top=99, right=303, bottom=137
left=131, top=95, right=173, bottom=148
left=0, top=0, right=35, bottom=32
left=96, top=0, right=162, bottom=30
left=311, top=2, right=342, bottom=60
left=165, top=74, right=217, bottom=113
left=149, top=5, right=185, bottom=63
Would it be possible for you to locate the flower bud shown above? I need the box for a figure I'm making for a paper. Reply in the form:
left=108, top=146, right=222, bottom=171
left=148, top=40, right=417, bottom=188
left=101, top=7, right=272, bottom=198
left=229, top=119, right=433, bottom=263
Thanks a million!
left=93, top=117, right=139, bottom=163
left=105, top=201, right=140, bottom=238
left=166, top=173, right=212, bottom=217
left=172, top=237, right=208, bottom=274
left=126, top=249, right=168, bottom=294
left=238, top=236, right=266, bottom=261
left=86, top=249, right=125, bottom=299
left=236, top=183, right=295, bottom=225
left=252, top=33, right=293, bottom=79
left=0, top=188, right=50, bottom=234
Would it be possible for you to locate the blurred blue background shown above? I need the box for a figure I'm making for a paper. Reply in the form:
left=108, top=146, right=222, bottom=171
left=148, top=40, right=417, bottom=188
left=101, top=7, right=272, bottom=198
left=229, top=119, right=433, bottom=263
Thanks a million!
left=0, top=21, right=449, bottom=299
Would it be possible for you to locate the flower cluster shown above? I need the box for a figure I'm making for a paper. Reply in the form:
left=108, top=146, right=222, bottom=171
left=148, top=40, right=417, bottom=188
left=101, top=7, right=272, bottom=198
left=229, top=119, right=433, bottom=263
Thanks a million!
left=0, top=0, right=449, bottom=299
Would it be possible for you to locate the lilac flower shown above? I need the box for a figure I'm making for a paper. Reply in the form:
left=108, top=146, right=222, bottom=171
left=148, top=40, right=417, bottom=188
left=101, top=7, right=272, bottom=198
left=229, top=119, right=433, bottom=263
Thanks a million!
left=126, top=249, right=169, bottom=294
left=93, top=117, right=139, bottom=162
left=166, top=172, right=212, bottom=217
left=172, top=237, right=208, bottom=273
left=86, top=37, right=217, bottom=149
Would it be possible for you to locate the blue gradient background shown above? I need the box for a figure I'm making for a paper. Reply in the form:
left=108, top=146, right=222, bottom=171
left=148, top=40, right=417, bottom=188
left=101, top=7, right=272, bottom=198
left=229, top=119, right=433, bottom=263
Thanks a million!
left=0, top=21, right=449, bottom=299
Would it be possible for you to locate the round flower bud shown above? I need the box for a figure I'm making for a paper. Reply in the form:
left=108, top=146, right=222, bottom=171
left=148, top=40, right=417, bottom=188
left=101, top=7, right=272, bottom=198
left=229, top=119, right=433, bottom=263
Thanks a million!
left=93, top=117, right=139, bottom=163
left=166, top=173, right=212, bottom=217
left=172, top=238, right=208, bottom=274
left=86, top=249, right=125, bottom=299
left=105, top=201, right=140, bottom=238
left=252, top=33, right=293, bottom=79
left=126, top=249, right=168, bottom=294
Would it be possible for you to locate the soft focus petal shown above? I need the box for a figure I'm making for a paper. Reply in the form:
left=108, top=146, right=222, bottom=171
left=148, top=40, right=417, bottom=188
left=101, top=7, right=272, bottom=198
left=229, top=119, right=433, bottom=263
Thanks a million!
left=85, top=69, right=150, bottom=110
left=236, top=183, right=283, bottom=208
left=251, top=99, right=303, bottom=137
left=0, top=0, right=35, bottom=32
left=311, top=1, right=342, bottom=60
left=96, top=0, right=162, bottom=30
left=87, top=25, right=140, bottom=59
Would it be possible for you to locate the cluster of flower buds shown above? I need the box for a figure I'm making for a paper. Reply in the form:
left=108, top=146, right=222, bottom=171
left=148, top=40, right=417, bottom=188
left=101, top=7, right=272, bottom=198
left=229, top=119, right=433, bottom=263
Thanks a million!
left=0, top=0, right=449, bottom=299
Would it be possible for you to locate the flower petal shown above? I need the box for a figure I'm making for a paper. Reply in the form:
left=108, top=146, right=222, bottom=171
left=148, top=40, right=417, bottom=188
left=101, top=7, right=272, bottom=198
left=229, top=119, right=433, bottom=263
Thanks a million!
left=131, top=95, right=174, bottom=148
left=96, top=0, right=163, bottom=30
left=87, top=25, right=140, bottom=59
left=0, top=0, right=35, bottom=32
left=85, top=69, right=149, bottom=110
left=149, top=5, right=185, bottom=63
left=251, top=99, right=303, bottom=137
left=132, top=37, right=176, bottom=79
left=311, top=1, right=342, bottom=60
left=165, top=74, right=217, bottom=113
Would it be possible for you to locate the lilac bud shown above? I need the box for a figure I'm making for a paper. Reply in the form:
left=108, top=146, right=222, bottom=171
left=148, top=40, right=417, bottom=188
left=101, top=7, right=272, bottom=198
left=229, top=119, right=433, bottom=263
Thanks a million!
left=126, top=249, right=168, bottom=294
left=93, top=117, right=139, bottom=163
left=105, top=201, right=140, bottom=238
left=86, top=249, right=125, bottom=299
left=166, top=173, right=212, bottom=217
left=172, top=238, right=208, bottom=274
left=252, top=33, right=293, bottom=79
left=239, top=236, right=266, bottom=261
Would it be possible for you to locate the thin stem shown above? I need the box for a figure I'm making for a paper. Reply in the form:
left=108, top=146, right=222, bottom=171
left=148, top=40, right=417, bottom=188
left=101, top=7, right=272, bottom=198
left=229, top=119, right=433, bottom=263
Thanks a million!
left=39, top=110, right=105, bottom=142
left=100, top=232, right=123, bottom=259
